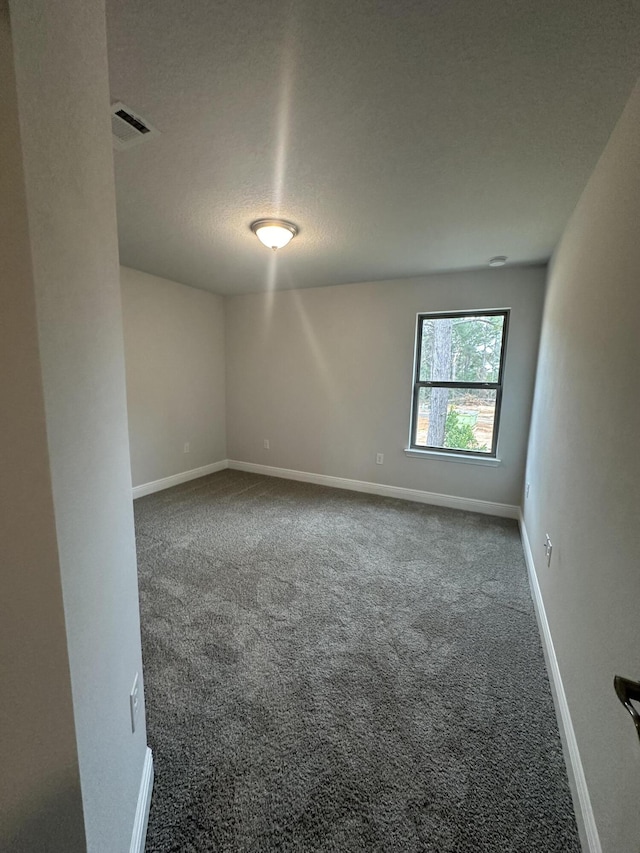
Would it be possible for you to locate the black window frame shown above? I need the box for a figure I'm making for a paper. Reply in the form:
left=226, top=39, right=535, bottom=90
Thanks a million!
left=409, top=308, right=510, bottom=458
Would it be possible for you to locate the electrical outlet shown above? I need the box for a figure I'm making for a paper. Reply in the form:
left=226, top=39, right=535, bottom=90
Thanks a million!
left=543, top=533, right=553, bottom=567
left=130, top=673, right=140, bottom=733
left=376, top=453, right=384, bottom=465
left=263, top=439, right=270, bottom=450
left=526, top=482, right=530, bottom=498
left=183, top=442, right=190, bottom=454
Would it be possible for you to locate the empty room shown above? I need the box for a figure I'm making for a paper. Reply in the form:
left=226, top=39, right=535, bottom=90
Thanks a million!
left=3, top=1, right=640, bottom=852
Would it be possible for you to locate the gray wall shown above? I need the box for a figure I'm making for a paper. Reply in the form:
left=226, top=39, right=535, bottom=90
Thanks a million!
left=524, top=82, right=640, bottom=852
left=121, top=267, right=227, bottom=488
left=226, top=267, right=546, bottom=506
left=9, top=0, right=148, bottom=850
left=0, top=4, right=85, bottom=849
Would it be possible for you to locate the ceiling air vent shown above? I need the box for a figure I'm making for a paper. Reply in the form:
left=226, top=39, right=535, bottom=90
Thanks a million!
left=111, top=101, right=159, bottom=150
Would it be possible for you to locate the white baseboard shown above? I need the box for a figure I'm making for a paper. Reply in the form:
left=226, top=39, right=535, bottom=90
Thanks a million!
left=132, top=460, right=228, bottom=499
left=519, top=513, right=600, bottom=853
left=129, top=746, right=154, bottom=853
left=228, top=460, right=519, bottom=518
left=132, top=457, right=518, bottom=517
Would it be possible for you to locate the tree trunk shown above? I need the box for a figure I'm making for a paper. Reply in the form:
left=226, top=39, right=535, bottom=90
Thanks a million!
left=427, top=318, right=452, bottom=446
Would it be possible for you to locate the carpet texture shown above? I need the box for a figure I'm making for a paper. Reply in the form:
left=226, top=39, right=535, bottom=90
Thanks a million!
left=136, top=470, right=580, bottom=852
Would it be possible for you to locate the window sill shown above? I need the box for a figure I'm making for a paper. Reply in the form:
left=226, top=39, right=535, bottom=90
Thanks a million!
left=404, top=448, right=502, bottom=466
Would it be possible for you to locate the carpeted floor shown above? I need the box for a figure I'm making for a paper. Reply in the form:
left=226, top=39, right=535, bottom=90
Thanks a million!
left=135, top=469, right=580, bottom=852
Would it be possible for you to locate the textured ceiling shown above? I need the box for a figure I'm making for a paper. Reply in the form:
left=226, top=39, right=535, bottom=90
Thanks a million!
left=106, top=0, right=640, bottom=295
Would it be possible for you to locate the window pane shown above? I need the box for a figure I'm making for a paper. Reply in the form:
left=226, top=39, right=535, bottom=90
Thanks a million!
left=419, top=314, right=505, bottom=383
left=414, top=387, right=497, bottom=453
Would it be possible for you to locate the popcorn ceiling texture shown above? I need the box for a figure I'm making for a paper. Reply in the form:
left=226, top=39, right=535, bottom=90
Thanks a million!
left=136, top=469, right=579, bottom=851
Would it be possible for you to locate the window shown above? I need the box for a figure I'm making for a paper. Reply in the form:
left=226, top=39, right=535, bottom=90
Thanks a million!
left=409, top=309, right=509, bottom=457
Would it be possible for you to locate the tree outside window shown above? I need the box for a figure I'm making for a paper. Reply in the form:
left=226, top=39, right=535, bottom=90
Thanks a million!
left=410, top=310, right=509, bottom=456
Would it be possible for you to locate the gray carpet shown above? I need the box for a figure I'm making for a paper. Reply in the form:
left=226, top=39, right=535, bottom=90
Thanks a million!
left=135, top=469, right=580, bottom=852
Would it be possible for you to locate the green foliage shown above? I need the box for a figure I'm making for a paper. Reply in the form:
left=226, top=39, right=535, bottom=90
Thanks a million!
left=444, top=409, right=486, bottom=452
left=420, top=315, right=504, bottom=383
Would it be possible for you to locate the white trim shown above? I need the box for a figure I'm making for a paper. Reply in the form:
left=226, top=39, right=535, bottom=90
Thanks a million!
left=228, top=460, right=518, bottom=518
left=129, top=747, right=154, bottom=853
left=404, top=448, right=502, bottom=466
left=132, top=460, right=228, bottom=499
left=519, top=513, right=601, bottom=853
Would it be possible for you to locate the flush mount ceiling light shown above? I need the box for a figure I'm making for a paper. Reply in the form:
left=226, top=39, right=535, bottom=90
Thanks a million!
left=488, top=256, right=508, bottom=267
left=251, top=219, right=298, bottom=250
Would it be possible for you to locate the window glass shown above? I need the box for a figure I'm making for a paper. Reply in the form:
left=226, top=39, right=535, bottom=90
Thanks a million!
left=419, top=314, right=505, bottom=383
left=410, top=310, right=508, bottom=457
left=415, top=387, right=497, bottom=453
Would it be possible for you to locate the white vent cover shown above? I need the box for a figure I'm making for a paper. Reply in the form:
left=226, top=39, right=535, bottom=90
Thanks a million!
left=111, top=101, right=159, bottom=150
